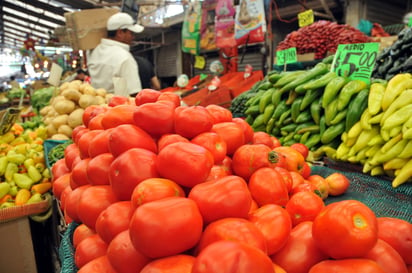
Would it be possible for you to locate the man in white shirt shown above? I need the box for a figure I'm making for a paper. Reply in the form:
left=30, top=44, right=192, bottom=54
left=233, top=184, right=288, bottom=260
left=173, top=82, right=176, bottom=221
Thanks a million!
left=88, top=13, right=144, bottom=96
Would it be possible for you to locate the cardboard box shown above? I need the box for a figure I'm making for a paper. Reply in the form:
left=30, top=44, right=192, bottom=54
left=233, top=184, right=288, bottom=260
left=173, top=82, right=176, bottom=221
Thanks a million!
left=0, top=217, right=37, bottom=273
left=65, top=8, right=118, bottom=50
left=54, top=26, right=70, bottom=45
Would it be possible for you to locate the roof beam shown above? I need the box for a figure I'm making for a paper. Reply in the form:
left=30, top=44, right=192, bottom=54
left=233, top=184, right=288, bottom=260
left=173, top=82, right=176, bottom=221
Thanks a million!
left=3, top=16, right=53, bottom=34
left=51, top=0, right=96, bottom=9
left=2, top=10, right=58, bottom=31
left=3, top=23, right=49, bottom=40
left=3, top=27, right=45, bottom=42
left=3, top=1, right=66, bottom=25
left=15, top=0, right=66, bottom=16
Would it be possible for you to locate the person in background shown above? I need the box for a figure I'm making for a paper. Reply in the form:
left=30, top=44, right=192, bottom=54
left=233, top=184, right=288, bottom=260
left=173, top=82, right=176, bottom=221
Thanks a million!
left=75, top=69, right=91, bottom=83
left=88, top=12, right=144, bottom=97
left=131, top=55, right=161, bottom=94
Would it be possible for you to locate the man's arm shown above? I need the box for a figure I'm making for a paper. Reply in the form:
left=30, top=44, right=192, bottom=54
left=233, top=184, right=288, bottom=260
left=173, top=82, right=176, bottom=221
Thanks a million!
left=151, top=76, right=161, bottom=90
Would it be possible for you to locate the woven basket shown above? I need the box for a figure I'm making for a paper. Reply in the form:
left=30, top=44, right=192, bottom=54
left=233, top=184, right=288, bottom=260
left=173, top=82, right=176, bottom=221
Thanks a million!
left=0, top=197, right=51, bottom=223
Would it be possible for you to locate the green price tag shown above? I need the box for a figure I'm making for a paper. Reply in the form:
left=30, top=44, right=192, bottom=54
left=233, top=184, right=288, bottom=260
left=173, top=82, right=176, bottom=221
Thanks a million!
left=331, top=42, right=380, bottom=83
left=298, top=9, right=314, bottom=28
left=408, top=16, right=412, bottom=27
left=276, top=48, right=297, bottom=66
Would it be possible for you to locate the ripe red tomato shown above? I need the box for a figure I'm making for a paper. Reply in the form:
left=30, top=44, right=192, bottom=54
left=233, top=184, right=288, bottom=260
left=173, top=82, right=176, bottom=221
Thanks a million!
left=86, top=153, right=114, bottom=186
left=290, top=182, right=319, bottom=196
left=274, top=167, right=293, bottom=193
left=107, top=229, right=152, bottom=273
left=307, top=175, right=329, bottom=200
left=130, top=178, right=186, bottom=210
left=273, top=146, right=305, bottom=173
left=211, top=122, right=245, bottom=155
left=174, top=106, right=214, bottom=139
left=134, top=89, right=161, bottom=106
left=231, top=117, right=254, bottom=144
left=64, top=144, right=80, bottom=171
left=108, top=95, right=129, bottom=107
left=248, top=167, right=289, bottom=207
left=290, top=143, right=309, bottom=159
left=271, top=136, right=282, bottom=148
left=191, top=132, right=227, bottom=164
left=308, top=259, right=387, bottom=273
left=72, top=125, right=88, bottom=143
left=88, top=129, right=113, bottom=158
left=253, top=131, right=274, bottom=148
left=133, top=102, right=175, bottom=138
left=285, top=191, right=325, bottom=227
left=70, top=158, right=92, bottom=189
left=300, top=162, right=312, bottom=179
left=156, top=142, right=214, bottom=188
left=82, top=105, right=108, bottom=128
left=75, top=234, right=108, bottom=269
left=64, top=184, right=90, bottom=223
left=192, top=240, right=274, bottom=273
left=157, top=133, right=190, bottom=152
left=51, top=158, right=69, bottom=182
left=376, top=217, right=412, bottom=265
left=231, top=144, right=277, bottom=180
left=77, top=255, right=117, bottom=273
left=59, top=185, right=72, bottom=212
left=188, top=175, right=252, bottom=224
left=205, top=164, right=231, bottom=181
left=52, top=173, right=70, bottom=200
left=196, top=217, right=267, bottom=254
left=77, top=185, right=118, bottom=231
left=95, top=201, right=133, bottom=244
left=324, top=172, right=350, bottom=196
left=109, top=148, right=158, bottom=201
left=289, top=171, right=306, bottom=190
left=156, top=91, right=181, bottom=108
left=312, top=200, right=378, bottom=259
left=205, top=104, right=233, bottom=124
left=129, top=197, right=203, bottom=258
left=140, top=254, right=195, bottom=273
left=271, top=221, right=329, bottom=273
left=73, top=224, right=96, bottom=249
left=364, top=238, right=409, bottom=273
left=248, top=204, right=292, bottom=255
left=108, top=124, right=157, bottom=157
left=77, top=130, right=103, bottom=159
left=87, top=113, right=105, bottom=130
left=100, top=105, right=136, bottom=129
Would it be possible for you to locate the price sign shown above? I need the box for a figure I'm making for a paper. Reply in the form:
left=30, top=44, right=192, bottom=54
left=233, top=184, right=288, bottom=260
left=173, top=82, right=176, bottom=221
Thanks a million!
left=0, top=108, right=21, bottom=135
left=331, top=42, right=379, bottom=83
left=276, top=47, right=297, bottom=66
left=298, top=9, right=314, bottom=28
left=194, top=56, right=206, bottom=69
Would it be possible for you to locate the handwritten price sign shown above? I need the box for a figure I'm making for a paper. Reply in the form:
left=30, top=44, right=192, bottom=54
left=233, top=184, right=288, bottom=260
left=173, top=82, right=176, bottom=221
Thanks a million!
left=332, top=42, right=379, bottom=83
left=298, top=9, right=314, bottom=27
left=276, top=47, right=297, bottom=66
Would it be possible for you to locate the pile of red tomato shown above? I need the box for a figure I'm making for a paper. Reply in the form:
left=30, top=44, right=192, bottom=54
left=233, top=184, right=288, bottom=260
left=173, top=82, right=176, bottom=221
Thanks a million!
left=51, top=89, right=412, bottom=273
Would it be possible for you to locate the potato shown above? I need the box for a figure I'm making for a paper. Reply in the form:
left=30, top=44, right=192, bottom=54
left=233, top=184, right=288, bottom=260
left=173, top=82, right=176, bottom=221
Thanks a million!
left=95, top=96, right=106, bottom=105
left=68, top=108, right=85, bottom=128
left=62, top=88, right=81, bottom=102
left=58, top=124, right=73, bottom=138
left=79, top=94, right=98, bottom=109
left=82, top=85, right=97, bottom=96
left=46, top=124, right=57, bottom=137
left=51, top=134, right=70, bottom=140
left=95, top=88, right=107, bottom=97
left=54, top=100, right=76, bottom=115
left=52, top=114, right=69, bottom=128
left=50, top=95, right=66, bottom=105
left=39, top=105, right=52, bottom=116
left=59, top=82, right=70, bottom=91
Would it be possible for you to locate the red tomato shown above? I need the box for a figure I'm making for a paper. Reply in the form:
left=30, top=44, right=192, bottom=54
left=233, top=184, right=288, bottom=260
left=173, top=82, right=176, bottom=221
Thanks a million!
left=130, top=178, right=186, bottom=210
left=59, top=185, right=72, bottom=212
left=77, top=185, right=118, bottom=231
left=140, top=254, right=195, bottom=273
left=174, top=106, right=214, bottom=139
left=156, top=91, right=181, bottom=108
left=108, top=124, right=157, bottom=157
left=271, top=136, right=282, bottom=148
left=377, top=217, right=412, bottom=264
left=191, top=132, right=227, bottom=164
left=73, top=224, right=96, bottom=249
left=77, top=255, right=117, bottom=273
left=249, top=204, right=292, bottom=255
left=64, top=185, right=90, bottom=223
left=324, top=172, right=350, bottom=196
left=95, top=201, right=133, bottom=244
left=82, top=105, right=108, bottom=128
left=231, top=117, right=254, bottom=144
left=307, top=175, right=329, bottom=200
left=271, top=221, right=329, bottom=273
left=107, top=230, right=152, bottom=273
left=133, top=102, right=175, bottom=138
left=192, top=240, right=274, bottom=273
left=70, top=158, right=91, bottom=189
left=274, top=167, right=293, bottom=193
left=157, top=133, right=190, bottom=152
left=364, top=239, right=408, bottom=273
left=129, top=197, right=203, bottom=258
left=51, top=158, right=69, bottom=182
left=285, top=191, right=325, bottom=227
left=156, top=142, right=214, bottom=188
left=289, top=171, right=306, bottom=190
left=273, top=146, right=305, bottom=173
left=231, top=144, right=277, bottom=180
left=253, top=131, right=274, bottom=148
left=87, top=113, right=105, bottom=130
left=211, top=122, right=245, bottom=155
left=88, top=129, right=113, bottom=158
left=134, top=89, right=161, bottom=106
left=290, top=182, right=319, bottom=196
left=86, top=153, right=114, bottom=186
left=109, top=148, right=158, bottom=201
left=290, top=143, right=309, bottom=159
left=188, top=175, right=252, bottom=224
left=205, top=164, right=231, bottom=181
left=300, top=162, right=312, bottom=179
left=75, top=234, right=108, bottom=269
left=52, top=173, right=70, bottom=200
left=248, top=167, right=289, bottom=207
left=108, top=95, right=130, bottom=107
left=196, top=217, right=267, bottom=254
left=72, top=125, right=87, bottom=143
left=205, top=104, right=233, bottom=124
left=77, top=130, right=103, bottom=159
left=308, top=259, right=387, bottom=273
left=100, top=105, right=136, bottom=129
left=64, top=144, right=80, bottom=171
left=312, top=200, right=378, bottom=259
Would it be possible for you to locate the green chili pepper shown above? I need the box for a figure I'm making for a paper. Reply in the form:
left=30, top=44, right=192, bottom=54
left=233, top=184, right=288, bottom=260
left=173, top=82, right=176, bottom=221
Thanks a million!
left=300, top=89, right=322, bottom=111
left=382, top=104, right=412, bottom=130
left=368, top=82, right=386, bottom=115
left=302, top=71, right=338, bottom=91
left=280, top=62, right=329, bottom=93
left=259, top=88, right=277, bottom=113
left=272, top=100, right=289, bottom=121
left=263, top=104, right=275, bottom=124
left=295, top=110, right=312, bottom=123
left=345, top=88, right=369, bottom=132
left=280, top=123, right=298, bottom=134
left=274, top=70, right=306, bottom=88
left=325, top=98, right=339, bottom=125
left=337, top=79, right=368, bottom=111
left=244, top=105, right=260, bottom=116
left=309, top=96, right=322, bottom=125
left=304, top=134, right=321, bottom=149
left=321, top=122, right=345, bottom=144
left=271, top=89, right=284, bottom=108
left=291, top=97, right=303, bottom=122
left=322, top=76, right=348, bottom=108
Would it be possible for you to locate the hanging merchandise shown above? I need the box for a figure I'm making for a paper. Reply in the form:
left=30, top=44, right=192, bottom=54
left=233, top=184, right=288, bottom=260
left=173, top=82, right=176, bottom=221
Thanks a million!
left=200, top=0, right=218, bottom=51
left=181, top=0, right=202, bottom=55
left=235, top=0, right=266, bottom=45
left=215, top=0, right=237, bottom=49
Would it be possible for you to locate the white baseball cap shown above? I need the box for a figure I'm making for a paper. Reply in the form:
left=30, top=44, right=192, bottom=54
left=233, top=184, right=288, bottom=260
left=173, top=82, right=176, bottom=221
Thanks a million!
left=107, top=13, right=144, bottom=33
